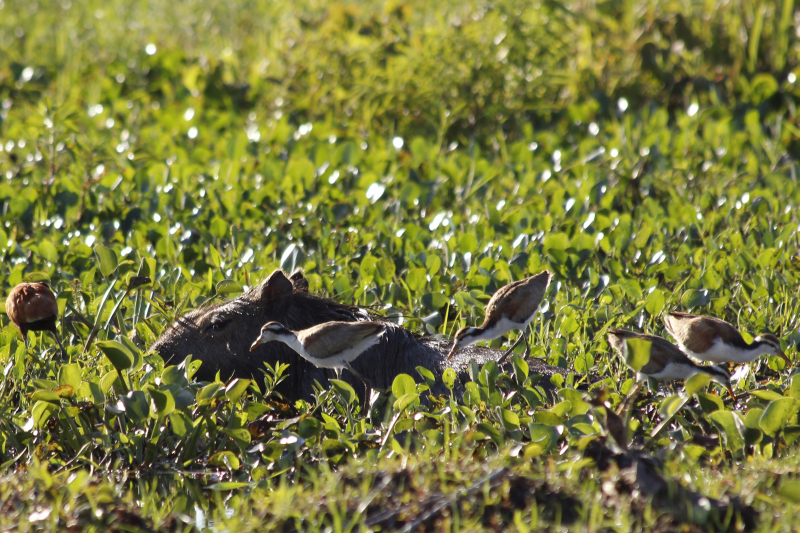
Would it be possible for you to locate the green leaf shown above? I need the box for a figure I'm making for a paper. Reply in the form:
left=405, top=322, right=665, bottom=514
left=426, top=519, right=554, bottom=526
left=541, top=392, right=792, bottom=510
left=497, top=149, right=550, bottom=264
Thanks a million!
left=442, top=368, right=456, bottom=391
left=511, top=355, right=529, bottom=382
left=624, top=337, right=651, bottom=372
left=644, top=289, right=665, bottom=316
left=94, top=244, right=118, bottom=278
left=476, top=422, right=503, bottom=445
left=31, top=390, right=61, bottom=403
left=779, top=480, right=800, bottom=503
left=31, top=401, right=57, bottom=429
left=208, top=451, right=240, bottom=470
left=375, top=258, right=396, bottom=284
left=216, top=279, right=243, bottom=295
left=120, top=391, right=149, bottom=423
left=500, top=409, right=520, bottom=429
left=681, top=289, right=710, bottom=309
left=298, top=417, right=321, bottom=439
left=392, top=374, right=417, bottom=398
left=169, top=412, right=193, bottom=439
left=58, top=363, right=82, bottom=391
left=224, top=378, right=250, bottom=403
left=709, top=410, right=744, bottom=454
left=39, top=240, right=59, bottom=263
left=96, top=340, right=134, bottom=374
left=53, top=385, right=75, bottom=398
left=196, top=383, right=223, bottom=405
left=393, top=392, right=420, bottom=412
left=759, top=398, right=799, bottom=437
left=415, top=366, right=436, bottom=388
left=150, top=388, right=175, bottom=416
left=330, top=379, right=356, bottom=405
left=684, top=373, right=712, bottom=395
left=406, top=267, right=428, bottom=292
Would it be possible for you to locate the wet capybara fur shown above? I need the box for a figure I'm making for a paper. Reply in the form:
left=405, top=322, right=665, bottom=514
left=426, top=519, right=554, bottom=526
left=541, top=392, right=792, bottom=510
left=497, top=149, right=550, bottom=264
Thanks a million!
left=151, top=269, right=566, bottom=400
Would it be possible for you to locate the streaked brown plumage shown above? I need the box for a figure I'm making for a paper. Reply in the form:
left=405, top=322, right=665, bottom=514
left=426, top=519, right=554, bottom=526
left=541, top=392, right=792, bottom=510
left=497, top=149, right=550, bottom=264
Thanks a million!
left=664, top=312, right=789, bottom=365
left=250, top=320, right=386, bottom=387
left=606, top=328, right=735, bottom=400
left=5, top=282, right=67, bottom=359
left=447, top=270, right=551, bottom=362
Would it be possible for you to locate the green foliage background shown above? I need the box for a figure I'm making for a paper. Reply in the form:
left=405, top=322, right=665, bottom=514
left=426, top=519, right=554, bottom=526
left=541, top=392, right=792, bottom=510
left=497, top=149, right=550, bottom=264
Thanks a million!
left=1, top=0, right=800, bottom=530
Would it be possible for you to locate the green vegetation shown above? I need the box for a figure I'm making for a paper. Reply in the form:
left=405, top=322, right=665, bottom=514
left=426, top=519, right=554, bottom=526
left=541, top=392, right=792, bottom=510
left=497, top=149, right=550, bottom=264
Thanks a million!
left=1, top=0, right=800, bottom=530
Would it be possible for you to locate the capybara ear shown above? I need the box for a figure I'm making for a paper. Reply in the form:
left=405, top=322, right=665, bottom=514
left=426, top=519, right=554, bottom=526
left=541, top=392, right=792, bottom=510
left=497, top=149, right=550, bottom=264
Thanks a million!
left=289, top=269, right=309, bottom=293
left=249, top=269, right=293, bottom=303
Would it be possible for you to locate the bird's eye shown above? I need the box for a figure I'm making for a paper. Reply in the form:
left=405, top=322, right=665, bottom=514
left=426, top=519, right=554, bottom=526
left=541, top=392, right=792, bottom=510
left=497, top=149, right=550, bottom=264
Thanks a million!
left=203, top=317, right=231, bottom=333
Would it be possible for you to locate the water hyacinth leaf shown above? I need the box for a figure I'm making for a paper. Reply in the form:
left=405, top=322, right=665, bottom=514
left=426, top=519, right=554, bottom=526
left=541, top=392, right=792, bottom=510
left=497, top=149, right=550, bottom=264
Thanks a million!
left=393, top=393, right=420, bottom=412
left=644, top=289, right=665, bottom=316
left=224, top=378, right=251, bottom=403
left=38, top=240, right=58, bottom=263
left=96, top=341, right=134, bottom=373
left=162, top=366, right=189, bottom=388
left=511, top=354, right=529, bottom=381
left=31, top=401, right=58, bottom=429
left=415, top=366, right=436, bottom=389
left=760, top=398, right=799, bottom=437
left=684, top=373, right=712, bottom=395
left=58, top=363, right=82, bottom=391
left=442, top=368, right=456, bottom=391
left=150, top=388, right=176, bottom=416
left=208, top=451, right=240, bottom=470
left=477, top=422, right=503, bottom=445
left=23, top=271, right=50, bottom=283
left=31, top=389, right=61, bottom=403
left=501, top=409, right=520, bottom=430
left=298, top=417, right=321, bottom=439
left=121, top=391, right=150, bottom=423
left=216, top=279, right=243, bottom=295
left=624, top=338, right=651, bottom=372
left=709, top=410, right=745, bottom=454
left=406, top=267, right=428, bottom=292
left=330, top=379, right=357, bottom=405
left=196, top=383, right=223, bottom=405
left=94, top=244, right=118, bottom=278
left=681, top=289, right=710, bottom=309
left=53, top=385, right=75, bottom=398
left=77, top=381, right=105, bottom=404
left=392, top=374, right=417, bottom=398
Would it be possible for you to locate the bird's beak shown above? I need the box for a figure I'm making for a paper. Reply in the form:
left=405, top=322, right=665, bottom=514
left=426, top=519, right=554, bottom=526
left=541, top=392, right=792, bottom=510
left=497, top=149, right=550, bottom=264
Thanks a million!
left=446, top=343, right=459, bottom=361
left=777, top=351, right=792, bottom=366
left=726, top=385, right=737, bottom=403
left=250, top=337, right=263, bottom=352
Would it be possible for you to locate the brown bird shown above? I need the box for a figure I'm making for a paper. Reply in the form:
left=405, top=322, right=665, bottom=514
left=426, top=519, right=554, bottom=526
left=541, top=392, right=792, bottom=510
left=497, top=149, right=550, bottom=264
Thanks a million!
left=447, top=271, right=551, bottom=362
left=664, top=312, right=789, bottom=366
left=5, top=282, right=67, bottom=359
left=607, top=328, right=736, bottom=400
left=250, top=320, right=385, bottom=387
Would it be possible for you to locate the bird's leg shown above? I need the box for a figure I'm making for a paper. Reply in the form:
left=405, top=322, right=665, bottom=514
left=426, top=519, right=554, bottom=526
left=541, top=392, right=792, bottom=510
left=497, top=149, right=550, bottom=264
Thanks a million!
left=345, top=363, right=378, bottom=392
left=498, top=330, right=527, bottom=364
left=49, top=329, right=68, bottom=360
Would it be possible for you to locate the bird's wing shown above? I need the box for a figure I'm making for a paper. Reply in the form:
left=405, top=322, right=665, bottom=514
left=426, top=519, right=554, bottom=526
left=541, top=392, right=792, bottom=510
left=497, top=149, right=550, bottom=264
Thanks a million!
left=639, top=334, right=691, bottom=374
left=607, top=330, right=691, bottom=374
left=666, top=313, right=727, bottom=353
left=299, top=321, right=384, bottom=359
left=483, top=272, right=550, bottom=326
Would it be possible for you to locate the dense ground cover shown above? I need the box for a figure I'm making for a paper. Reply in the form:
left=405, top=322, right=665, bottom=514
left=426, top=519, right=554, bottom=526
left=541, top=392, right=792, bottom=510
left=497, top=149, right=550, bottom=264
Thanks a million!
left=1, top=0, right=800, bottom=530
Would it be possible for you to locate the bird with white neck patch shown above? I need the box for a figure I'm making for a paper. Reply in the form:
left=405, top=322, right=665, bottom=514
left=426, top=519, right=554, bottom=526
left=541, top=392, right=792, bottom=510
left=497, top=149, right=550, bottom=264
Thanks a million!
left=607, top=328, right=736, bottom=401
left=250, top=320, right=385, bottom=388
left=447, top=270, right=551, bottom=363
left=664, top=312, right=790, bottom=366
